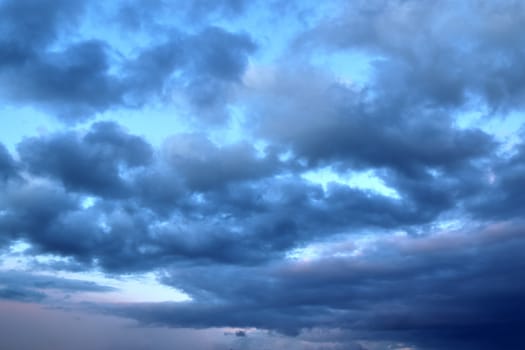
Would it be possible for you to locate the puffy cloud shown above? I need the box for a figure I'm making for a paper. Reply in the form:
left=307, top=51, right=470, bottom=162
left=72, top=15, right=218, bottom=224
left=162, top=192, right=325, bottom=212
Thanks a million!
left=0, top=0, right=256, bottom=122
left=299, top=0, right=525, bottom=111
left=18, top=122, right=152, bottom=197
left=248, top=67, right=495, bottom=176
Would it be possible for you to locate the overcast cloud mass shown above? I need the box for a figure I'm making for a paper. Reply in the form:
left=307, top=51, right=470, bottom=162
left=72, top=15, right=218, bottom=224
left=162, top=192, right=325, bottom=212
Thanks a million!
left=1, top=1, right=524, bottom=349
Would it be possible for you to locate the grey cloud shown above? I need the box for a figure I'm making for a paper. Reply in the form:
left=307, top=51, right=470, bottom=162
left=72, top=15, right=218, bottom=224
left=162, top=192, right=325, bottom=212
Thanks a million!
left=0, top=286, right=46, bottom=302
left=235, top=330, right=247, bottom=337
left=0, top=270, right=117, bottom=293
left=0, top=143, right=17, bottom=181
left=179, top=27, right=256, bottom=123
left=245, top=66, right=497, bottom=225
left=109, top=222, right=525, bottom=349
left=468, top=134, right=525, bottom=219
left=0, top=270, right=116, bottom=303
left=2, top=40, right=124, bottom=121
left=2, top=121, right=455, bottom=271
left=299, top=0, right=525, bottom=111
left=122, top=35, right=185, bottom=105
left=0, top=0, right=256, bottom=122
left=250, top=68, right=495, bottom=177
left=18, top=121, right=153, bottom=197
left=163, top=133, right=279, bottom=191
left=123, top=25, right=256, bottom=123
left=0, top=3, right=524, bottom=350
left=0, top=114, right=504, bottom=275
left=187, top=27, right=256, bottom=82
left=0, top=0, right=84, bottom=49
left=0, top=180, right=79, bottom=244
left=0, top=0, right=121, bottom=121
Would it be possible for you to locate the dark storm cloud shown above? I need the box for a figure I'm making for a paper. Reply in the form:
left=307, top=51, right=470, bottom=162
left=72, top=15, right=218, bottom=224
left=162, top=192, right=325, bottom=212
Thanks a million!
left=109, top=222, right=525, bottom=349
left=0, top=0, right=256, bottom=122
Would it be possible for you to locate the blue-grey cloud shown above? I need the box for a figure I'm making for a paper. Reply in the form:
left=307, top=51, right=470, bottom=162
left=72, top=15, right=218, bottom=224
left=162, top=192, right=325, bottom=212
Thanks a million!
left=298, top=0, right=525, bottom=112
left=0, top=270, right=116, bottom=303
left=108, top=222, right=525, bottom=350
left=1, top=1, right=525, bottom=349
left=0, top=270, right=117, bottom=293
left=0, top=287, right=46, bottom=303
left=0, top=0, right=256, bottom=122
left=18, top=122, right=153, bottom=197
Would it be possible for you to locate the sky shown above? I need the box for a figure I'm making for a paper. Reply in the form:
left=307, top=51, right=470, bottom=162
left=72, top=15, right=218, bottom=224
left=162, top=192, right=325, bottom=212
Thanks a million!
left=0, top=0, right=524, bottom=349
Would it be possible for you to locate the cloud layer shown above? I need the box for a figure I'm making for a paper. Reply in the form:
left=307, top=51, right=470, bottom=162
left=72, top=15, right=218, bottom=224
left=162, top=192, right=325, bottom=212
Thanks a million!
left=1, top=1, right=524, bottom=349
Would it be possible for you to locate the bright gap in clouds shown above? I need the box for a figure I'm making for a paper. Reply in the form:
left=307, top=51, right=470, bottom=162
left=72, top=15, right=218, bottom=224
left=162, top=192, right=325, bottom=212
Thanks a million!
left=455, top=105, right=524, bottom=152
left=0, top=106, right=62, bottom=154
left=63, top=271, right=191, bottom=303
left=1, top=241, right=189, bottom=303
left=301, top=166, right=401, bottom=198
left=286, top=234, right=375, bottom=261
left=311, top=51, right=376, bottom=88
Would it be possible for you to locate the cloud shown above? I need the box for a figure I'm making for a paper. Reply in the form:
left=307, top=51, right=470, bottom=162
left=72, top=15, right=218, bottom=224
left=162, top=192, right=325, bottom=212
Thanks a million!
left=298, top=0, right=525, bottom=111
left=1, top=118, right=467, bottom=273
left=235, top=330, right=247, bottom=337
left=0, top=270, right=117, bottom=293
left=0, top=287, right=46, bottom=303
left=1, top=1, right=525, bottom=349
left=0, top=143, right=17, bottom=181
left=0, top=270, right=116, bottom=303
left=18, top=121, right=153, bottom=197
left=163, top=133, right=280, bottom=191
left=0, top=0, right=256, bottom=122
left=107, top=222, right=525, bottom=349
left=468, top=133, right=525, bottom=219
left=0, top=0, right=120, bottom=121
left=0, top=0, right=84, bottom=49
left=116, top=0, right=252, bottom=30
left=0, top=114, right=517, bottom=274
left=248, top=67, right=495, bottom=176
